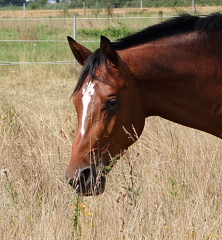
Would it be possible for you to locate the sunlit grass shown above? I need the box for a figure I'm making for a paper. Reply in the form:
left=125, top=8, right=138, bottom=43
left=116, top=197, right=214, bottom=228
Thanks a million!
left=1, top=58, right=222, bottom=240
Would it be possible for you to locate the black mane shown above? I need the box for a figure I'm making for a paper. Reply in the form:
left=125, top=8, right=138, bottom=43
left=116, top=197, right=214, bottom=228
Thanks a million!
left=73, top=13, right=222, bottom=94
left=112, top=13, right=222, bottom=50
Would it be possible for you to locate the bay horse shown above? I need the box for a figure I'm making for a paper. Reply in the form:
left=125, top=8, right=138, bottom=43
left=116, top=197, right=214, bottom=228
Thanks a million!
left=66, top=13, right=222, bottom=196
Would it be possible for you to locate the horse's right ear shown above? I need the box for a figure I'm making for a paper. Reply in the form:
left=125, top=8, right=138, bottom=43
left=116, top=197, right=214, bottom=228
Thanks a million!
left=67, top=36, right=92, bottom=65
left=100, top=36, right=119, bottom=67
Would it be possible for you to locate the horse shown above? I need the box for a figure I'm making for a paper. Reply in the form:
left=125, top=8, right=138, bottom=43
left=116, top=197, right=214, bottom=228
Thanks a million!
left=65, top=13, right=222, bottom=196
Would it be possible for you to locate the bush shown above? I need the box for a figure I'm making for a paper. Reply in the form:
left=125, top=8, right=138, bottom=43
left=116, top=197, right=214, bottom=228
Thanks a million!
left=78, top=25, right=135, bottom=39
left=29, top=0, right=47, bottom=9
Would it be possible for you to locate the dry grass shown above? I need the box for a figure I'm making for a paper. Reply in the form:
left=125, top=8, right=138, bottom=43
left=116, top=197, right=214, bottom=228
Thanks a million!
left=0, top=64, right=222, bottom=239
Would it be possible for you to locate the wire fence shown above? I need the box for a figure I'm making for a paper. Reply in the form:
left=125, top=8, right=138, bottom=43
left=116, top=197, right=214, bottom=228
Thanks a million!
left=0, top=16, right=173, bottom=43
left=0, top=15, right=170, bottom=67
left=2, top=5, right=222, bottom=67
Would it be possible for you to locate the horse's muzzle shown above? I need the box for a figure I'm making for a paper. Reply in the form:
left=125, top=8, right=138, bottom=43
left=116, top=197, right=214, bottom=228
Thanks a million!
left=66, top=165, right=106, bottom=196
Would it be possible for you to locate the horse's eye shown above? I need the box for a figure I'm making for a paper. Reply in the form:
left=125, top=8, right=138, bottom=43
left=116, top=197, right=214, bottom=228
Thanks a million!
left=105, top=99, right=118, bottom=110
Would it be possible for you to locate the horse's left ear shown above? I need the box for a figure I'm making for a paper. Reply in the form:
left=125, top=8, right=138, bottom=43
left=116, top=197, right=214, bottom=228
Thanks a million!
left=100, top=36, right=119, bottom=67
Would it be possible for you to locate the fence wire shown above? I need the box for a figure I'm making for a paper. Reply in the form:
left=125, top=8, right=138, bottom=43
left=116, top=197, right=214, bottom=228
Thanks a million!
left=0, top=39, right=99, bottom=43
left=0, top=16, right=173, bottom=21
left=0, top=16, right=170, bottom=66
left=0, top=60, right=74, bottom=66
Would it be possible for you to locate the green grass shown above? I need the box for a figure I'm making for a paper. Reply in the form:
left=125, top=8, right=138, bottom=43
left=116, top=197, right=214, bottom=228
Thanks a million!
left=0, top=42, right=69, bottom=62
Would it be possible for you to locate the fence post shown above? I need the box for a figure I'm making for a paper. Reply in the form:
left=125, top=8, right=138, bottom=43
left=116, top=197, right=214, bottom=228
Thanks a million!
left=73, top=16, right=77, bottom=72
left=140, top=0, right=143, bottom=12
left=23, top=3, right=26, bottom=17
left=192, top=0, right=195, bottom=12
left=83, top=2, right=86, bottom=16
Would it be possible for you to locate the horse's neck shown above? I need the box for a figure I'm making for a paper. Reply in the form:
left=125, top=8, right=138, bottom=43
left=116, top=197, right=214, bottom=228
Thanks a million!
left=120, top=35, right=222, bottom=137
left=120, top=38, right=200, bottom=116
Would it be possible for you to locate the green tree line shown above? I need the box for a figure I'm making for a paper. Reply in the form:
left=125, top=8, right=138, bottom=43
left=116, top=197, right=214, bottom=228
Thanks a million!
left=69, top=0, right=222, bottom=9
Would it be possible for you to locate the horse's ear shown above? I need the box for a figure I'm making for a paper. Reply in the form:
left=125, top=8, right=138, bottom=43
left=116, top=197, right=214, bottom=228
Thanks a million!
left=100, top=36, right=119, bottom=67
left=67, top=36, right=92, bottom=65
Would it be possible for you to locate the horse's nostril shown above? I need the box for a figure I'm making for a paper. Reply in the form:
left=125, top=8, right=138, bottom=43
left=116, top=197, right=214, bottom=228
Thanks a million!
left=79, top=167, right=91, bottom=185
left=66, top=167, right=92, bottom=189
left=68, top=178, right=74, bottom=186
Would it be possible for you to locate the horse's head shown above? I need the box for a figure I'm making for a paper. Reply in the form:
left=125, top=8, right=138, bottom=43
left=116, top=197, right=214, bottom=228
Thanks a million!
left=66, top=36, right=146, bottom=196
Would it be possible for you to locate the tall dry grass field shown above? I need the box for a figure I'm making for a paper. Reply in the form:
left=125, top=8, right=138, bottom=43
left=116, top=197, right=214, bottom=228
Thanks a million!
left=1, top=65, right=222, bottom=240
left=1, top=12, right=222, bottom=239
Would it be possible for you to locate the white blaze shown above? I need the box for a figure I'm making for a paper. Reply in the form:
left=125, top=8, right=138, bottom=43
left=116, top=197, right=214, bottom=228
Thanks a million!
left=81, top=81, right=95, bottom=136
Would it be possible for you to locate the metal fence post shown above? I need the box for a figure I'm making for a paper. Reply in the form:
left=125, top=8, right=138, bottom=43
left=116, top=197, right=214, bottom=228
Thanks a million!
left=23, top=3, right=26, bottom=17
left=140, top=0, right=143, bottom=12
left=192, top=0, right=195, bottom=12
left=83, top=2, right=86, bottom=16
left=73, top=16, right=77, bottom=72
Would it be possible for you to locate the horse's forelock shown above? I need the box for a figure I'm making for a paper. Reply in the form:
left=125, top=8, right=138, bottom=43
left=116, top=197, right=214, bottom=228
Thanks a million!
left=72, top=49, right=112, bottom=96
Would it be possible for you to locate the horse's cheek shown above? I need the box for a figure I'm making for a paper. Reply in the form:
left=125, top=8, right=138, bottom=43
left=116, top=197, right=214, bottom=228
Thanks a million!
left=105, top=115, right=117, bottom=136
